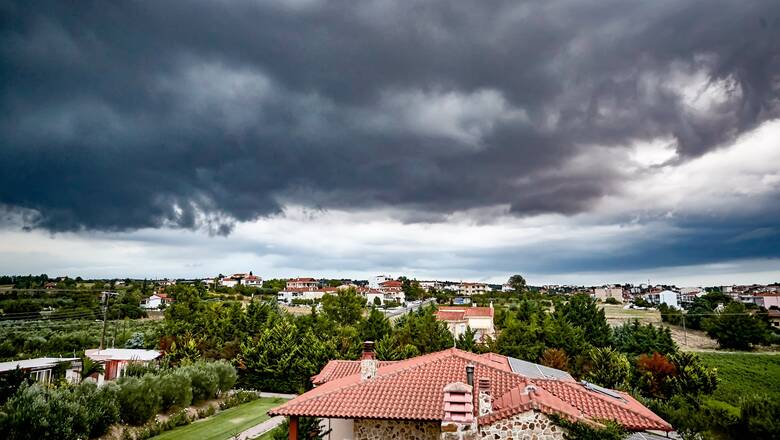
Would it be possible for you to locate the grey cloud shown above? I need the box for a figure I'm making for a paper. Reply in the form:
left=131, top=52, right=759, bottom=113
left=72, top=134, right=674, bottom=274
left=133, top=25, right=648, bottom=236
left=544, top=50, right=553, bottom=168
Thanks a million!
left=1, top=0, right=779, bottom=233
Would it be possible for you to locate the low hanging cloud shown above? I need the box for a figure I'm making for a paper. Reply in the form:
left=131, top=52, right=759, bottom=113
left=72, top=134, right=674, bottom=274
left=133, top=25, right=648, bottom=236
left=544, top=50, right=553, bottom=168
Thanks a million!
left=1, top=0, right=779, bottom=234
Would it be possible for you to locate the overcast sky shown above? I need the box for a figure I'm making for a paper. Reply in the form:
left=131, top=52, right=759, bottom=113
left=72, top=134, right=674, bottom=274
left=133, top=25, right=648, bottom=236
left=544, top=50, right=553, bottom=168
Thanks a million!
left=1, top=0, right=779, bottom=285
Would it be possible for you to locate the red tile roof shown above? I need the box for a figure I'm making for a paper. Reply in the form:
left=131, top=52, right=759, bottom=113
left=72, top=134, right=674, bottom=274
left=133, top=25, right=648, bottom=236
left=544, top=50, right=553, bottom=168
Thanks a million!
left=436, top=306, right=494, bottom=321
left=288, top=277, right=317, bottom=282
left=311, top=360, right=400, bottom=385
left=269, top=348, right=672, bottom=432
left=379, top=280, right=402, bottom=287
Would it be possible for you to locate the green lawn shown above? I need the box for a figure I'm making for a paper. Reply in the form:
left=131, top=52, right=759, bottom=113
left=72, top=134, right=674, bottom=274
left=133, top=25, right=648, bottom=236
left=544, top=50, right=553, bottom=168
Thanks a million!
left=698, top=352, right=780, bottom=413
left=151, top=397, right=286, bottom=440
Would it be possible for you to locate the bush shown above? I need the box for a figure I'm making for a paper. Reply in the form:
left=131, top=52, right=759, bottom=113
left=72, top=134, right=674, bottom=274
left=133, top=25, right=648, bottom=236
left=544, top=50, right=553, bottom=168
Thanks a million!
left=159, top=370, right=193, bottom=411
left=183, top=363, right=219, bottom=402
left=208, top=360, right=237, bottom=396
left=118, top=374, right=162, bottom=425
left=0, top=383, right=88, bottom=440
left=219, top=390, right=259, bottom=410
left=78, top=381, right=121, bottom=438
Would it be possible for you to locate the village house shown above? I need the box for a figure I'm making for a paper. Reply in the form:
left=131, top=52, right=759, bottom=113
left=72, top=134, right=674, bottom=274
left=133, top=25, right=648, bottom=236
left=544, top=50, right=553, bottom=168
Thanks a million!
left=269, top=343, right=673, bottom=440
left=645, top=290, right=679, bottom=309
left=84, top=348, right=160, bottom=384
left=458, top=282, right=491, bottom=296
left=436, top=305, right=496, bottom=340
left=768, top=309, right=780, bottom=329
left=0, top=357, right=81, bottom=384
left=286, top=277, right=319, bottom=290
left=378, top=280, right=406, bottom=303
left=277, top=287, right=338, bottom=303
left=220, top=272, right=262, bottom=288
left=140, top=293, right=173, bottom=309
left=369, top=275, right=393, bottom=288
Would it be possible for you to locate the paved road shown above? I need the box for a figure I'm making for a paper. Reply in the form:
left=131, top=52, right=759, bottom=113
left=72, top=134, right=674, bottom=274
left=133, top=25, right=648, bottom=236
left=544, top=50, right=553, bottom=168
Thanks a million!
left=385, top=299, right=436, bottom=321
left=235, top=393, right=297, bottom=440
left=236, top=415, right=285, bottom=440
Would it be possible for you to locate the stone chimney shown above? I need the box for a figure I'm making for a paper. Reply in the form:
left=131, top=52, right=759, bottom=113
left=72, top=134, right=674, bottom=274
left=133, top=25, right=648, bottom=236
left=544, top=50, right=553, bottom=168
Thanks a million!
left=441, top=382, right=476, bottom=440
left=477, top=378, right=492, bottom=416
left=360, top=341, right=377, bottom=381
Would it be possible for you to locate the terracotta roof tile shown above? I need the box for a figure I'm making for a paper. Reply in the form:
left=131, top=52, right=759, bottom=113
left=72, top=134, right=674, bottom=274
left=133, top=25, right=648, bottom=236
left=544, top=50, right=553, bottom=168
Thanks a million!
left=270, top=348, right=672, bottom=432
left=311, top=360, right=400, bottom=385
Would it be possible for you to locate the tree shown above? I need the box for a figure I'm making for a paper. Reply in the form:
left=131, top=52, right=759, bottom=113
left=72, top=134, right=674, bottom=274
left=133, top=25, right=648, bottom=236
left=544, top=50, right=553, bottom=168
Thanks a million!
left=585, top=347, right=631, bottom=389
left=402, top=279, right=425, bottom=302
left=703, top=302, right=770, bottom=350
left=455, top=326, right=478, bottom=352
left=507, top=274, right=527, bottom=293
left=634, top=352, right=676, bottom=398
left=540, top=348, right=569, bottom=371
left=80, top=356, right=105, bottom=380
left=612, top=320, right=677, bottom=356
left=321, top=288, right=366, bottom=326
left=360, top=308, right=392, bottom=342
left=557, top=294, right=611, bottom=347
left=394, top=306, right=453, bottom=354
left=667, top=351, right=717, bottom=398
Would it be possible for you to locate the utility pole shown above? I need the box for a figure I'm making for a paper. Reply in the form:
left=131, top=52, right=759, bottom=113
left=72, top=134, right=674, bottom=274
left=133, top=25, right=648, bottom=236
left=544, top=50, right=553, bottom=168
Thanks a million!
left=681, top=313, right=687, bottom=346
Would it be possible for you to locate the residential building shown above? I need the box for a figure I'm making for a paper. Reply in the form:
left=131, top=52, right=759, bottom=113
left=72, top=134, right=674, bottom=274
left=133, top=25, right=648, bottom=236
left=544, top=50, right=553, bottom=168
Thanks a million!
left=0, top=357, right=81, bottom=384
left=84, top=348, right=161, bottom=384
left=646, top=290, right=679, bottom=309
left=286, top=277, right=319, bottom=290
left=369, top=275, right=393, bottom=289
left=277, top=287, right=338, bottom=303
left=768, top=309, right=780, bottom=329
left=140, top=293, right=173, bottom=309
left=751, top=293, right=780, bottom=309
left=418, top=281, right=441, bottom=291
left=593, top=286, right=624, bottom=303
left=269, top=344, right=672, bottom=440
left=436, top=305, right=495, bottom=340
left=458, top=282, right=490, bottom=296
left=220, top=272, right=262, bottom=288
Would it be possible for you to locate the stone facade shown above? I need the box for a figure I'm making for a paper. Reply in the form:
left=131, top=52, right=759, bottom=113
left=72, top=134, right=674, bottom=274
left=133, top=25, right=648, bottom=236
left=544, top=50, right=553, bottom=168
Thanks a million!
left=354, top=419, right=440, bottom=440
left=478, top=411, right=565, bottom=440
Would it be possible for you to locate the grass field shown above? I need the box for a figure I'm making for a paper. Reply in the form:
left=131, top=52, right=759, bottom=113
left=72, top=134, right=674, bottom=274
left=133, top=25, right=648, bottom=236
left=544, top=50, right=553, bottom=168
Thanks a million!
left=151, top=397, right=286, bottom=440
left=698, top=352, right=780, bottom=413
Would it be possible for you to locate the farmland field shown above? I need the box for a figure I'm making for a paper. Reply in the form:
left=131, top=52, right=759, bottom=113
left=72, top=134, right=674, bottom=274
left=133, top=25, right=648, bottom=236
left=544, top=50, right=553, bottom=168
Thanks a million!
left=600, top=304, right=719, bottom=350
left=698, top=352, right=780, bottom=412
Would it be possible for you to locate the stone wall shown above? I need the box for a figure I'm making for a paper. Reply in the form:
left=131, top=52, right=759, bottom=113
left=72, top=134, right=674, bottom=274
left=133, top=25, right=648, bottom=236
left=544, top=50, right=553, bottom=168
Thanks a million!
left=478, top=411, right=565, bottom=440
left=354, top=419, right=440, bottom=440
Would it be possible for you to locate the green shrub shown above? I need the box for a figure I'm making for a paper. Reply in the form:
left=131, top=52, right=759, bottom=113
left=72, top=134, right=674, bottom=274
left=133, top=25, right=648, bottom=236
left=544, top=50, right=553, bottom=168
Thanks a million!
left=0, top=383, right=88, bottom=440
left=118, top=374, right=162, bottom=425
left=159, top=370, right=193, bottom=411
left=183, top=363, right=218, bottom=402
left=78, top=380, right=120, bottom=437
left=209, top=360, right=238, bottom=396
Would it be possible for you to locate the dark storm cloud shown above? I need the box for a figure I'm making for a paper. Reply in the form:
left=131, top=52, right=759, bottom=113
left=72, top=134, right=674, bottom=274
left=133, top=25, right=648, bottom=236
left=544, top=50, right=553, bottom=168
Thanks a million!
left=1, top=0, right=779, bottom=233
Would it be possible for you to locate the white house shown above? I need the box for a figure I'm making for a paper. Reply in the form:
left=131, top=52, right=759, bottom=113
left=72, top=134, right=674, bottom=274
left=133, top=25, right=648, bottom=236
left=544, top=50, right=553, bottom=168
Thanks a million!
left=220, top=272, right=262, bottom=288
left=140, top=293, right=173, bottom=309
left=646, top=290, right=679, bottom=309
left=0, top=357, right=81, bottom=384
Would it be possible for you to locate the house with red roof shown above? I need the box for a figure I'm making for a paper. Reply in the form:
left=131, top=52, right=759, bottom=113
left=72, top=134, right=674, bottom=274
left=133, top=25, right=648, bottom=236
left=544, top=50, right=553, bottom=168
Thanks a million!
left=286, top=277, right=320, bottom=290
left=269, top=343, right=673, bottom=440
left=436, top=305, right=496, bottom=340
